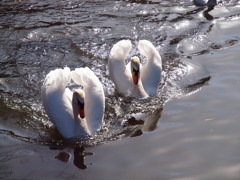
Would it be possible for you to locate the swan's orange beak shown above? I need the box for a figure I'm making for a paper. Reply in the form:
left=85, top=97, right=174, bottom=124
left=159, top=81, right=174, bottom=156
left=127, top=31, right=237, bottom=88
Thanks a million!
left=132, top=68, right=139, bottom=85
left=133, top=72, right=139, bottom=84
left=77, top=100, right=85, bottom=119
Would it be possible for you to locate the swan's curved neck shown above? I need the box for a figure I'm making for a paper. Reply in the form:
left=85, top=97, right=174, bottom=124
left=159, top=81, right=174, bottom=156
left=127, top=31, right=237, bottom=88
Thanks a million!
left=131, top=56, right=141, bottom=85
left=72, top=90, right=85, bottom=121
left=129, top=56, right=148, bottom=98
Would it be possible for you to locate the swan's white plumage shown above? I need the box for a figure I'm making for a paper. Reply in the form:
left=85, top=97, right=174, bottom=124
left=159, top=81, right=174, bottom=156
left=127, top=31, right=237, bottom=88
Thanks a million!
left=138, top=40, right=162, bottom=96
left=108, top=39, right=162, bottom=98
left=41, top=67, right=104, bottom=138
left=108, top=39, right=148, bottom=98
left=71, top=67, right=105, bottom=135
left=108, top=40, right=133, bottom=94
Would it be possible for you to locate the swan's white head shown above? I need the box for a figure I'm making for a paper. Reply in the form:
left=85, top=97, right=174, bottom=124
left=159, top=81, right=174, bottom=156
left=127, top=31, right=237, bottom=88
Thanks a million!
left=72, top=89, right=85, bottom=119
left=131, top=56, right=141, bottom=85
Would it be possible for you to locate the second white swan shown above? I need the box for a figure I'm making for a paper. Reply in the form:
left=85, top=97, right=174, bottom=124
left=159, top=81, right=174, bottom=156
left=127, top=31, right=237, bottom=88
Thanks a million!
left=108, top=39, right=162, bottom=98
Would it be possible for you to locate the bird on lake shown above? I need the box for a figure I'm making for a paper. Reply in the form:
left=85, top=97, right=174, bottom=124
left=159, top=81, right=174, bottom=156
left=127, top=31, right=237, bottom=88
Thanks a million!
left=41, top=67, right=105, bottom=139
left=108, top=39, right=162, bottom=98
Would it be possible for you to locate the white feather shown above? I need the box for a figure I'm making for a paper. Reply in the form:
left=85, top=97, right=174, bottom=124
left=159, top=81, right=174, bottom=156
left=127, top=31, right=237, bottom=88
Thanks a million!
left=139, top=40, right=162, bottom=96
left=108, top=39, right=133, bottom=95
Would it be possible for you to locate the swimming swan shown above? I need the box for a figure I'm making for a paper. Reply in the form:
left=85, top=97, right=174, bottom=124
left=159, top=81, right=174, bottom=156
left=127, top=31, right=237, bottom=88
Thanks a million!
left=41, top=67, right=105, bottom=139
left=108, top=39, right=162, bottom=98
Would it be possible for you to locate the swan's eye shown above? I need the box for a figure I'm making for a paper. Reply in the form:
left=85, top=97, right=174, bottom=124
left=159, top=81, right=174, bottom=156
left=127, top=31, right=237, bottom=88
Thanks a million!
left=132, top=67, right=139, bottom=74
left=77, top=99, right=85, bottom=119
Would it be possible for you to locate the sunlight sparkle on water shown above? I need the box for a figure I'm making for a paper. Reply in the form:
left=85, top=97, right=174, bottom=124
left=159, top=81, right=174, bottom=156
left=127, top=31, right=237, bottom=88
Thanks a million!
left=175, top=20, right=190, bottom=30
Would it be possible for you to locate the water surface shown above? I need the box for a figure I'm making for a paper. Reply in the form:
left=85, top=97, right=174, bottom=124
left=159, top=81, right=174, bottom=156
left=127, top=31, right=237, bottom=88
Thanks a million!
left=0, top=0, right=240, bottom=179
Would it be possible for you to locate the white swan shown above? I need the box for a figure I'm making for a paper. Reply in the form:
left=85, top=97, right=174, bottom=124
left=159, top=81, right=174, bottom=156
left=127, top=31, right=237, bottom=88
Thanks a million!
left=108, top=39, right=162, bottom=98
left=41, top=67, right=105, bottom=139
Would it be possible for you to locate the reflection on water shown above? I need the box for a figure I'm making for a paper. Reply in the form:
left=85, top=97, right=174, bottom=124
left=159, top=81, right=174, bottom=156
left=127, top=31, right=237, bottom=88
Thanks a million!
left=53, top=146, right=93, bottom=170
left=55, top=151, right=70, bottom=163
left=203, top=6, right=215, bottom=20
left=0, top=0, right=240, bottom=178
left=74, top=147, right=93, bottom=169
left=194, top=0, right=217, bottom=20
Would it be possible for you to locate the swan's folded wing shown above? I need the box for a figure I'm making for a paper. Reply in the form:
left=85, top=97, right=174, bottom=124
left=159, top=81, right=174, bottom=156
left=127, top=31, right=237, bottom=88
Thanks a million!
left=41, top=67, right=79, bottom=138
left=42, top=67, right=71, bottom=92
left=108, top=39, right=133, bottom=94
left=138, top=40, right=162, bottom=96
left=71, top=67, right=102, bottom=89
left=138, top=40, right=162, bottom=68
left=71, top=67, right=105, bottom=135
left=41, top=67, right=72, bottom=118
left=108, top=39, right=132, bottom=63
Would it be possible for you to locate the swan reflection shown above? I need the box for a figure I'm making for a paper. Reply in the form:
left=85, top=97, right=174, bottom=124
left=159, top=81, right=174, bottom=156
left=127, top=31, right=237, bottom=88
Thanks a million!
left=121, top=107, right=163, bottom=137
left=194, top=0, right=217, bottom=20
left=52, top=145, right=93, bottom=170
left=74, top=147, right=93, bottom=170
left=203, top=6, right=215, bottom=20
